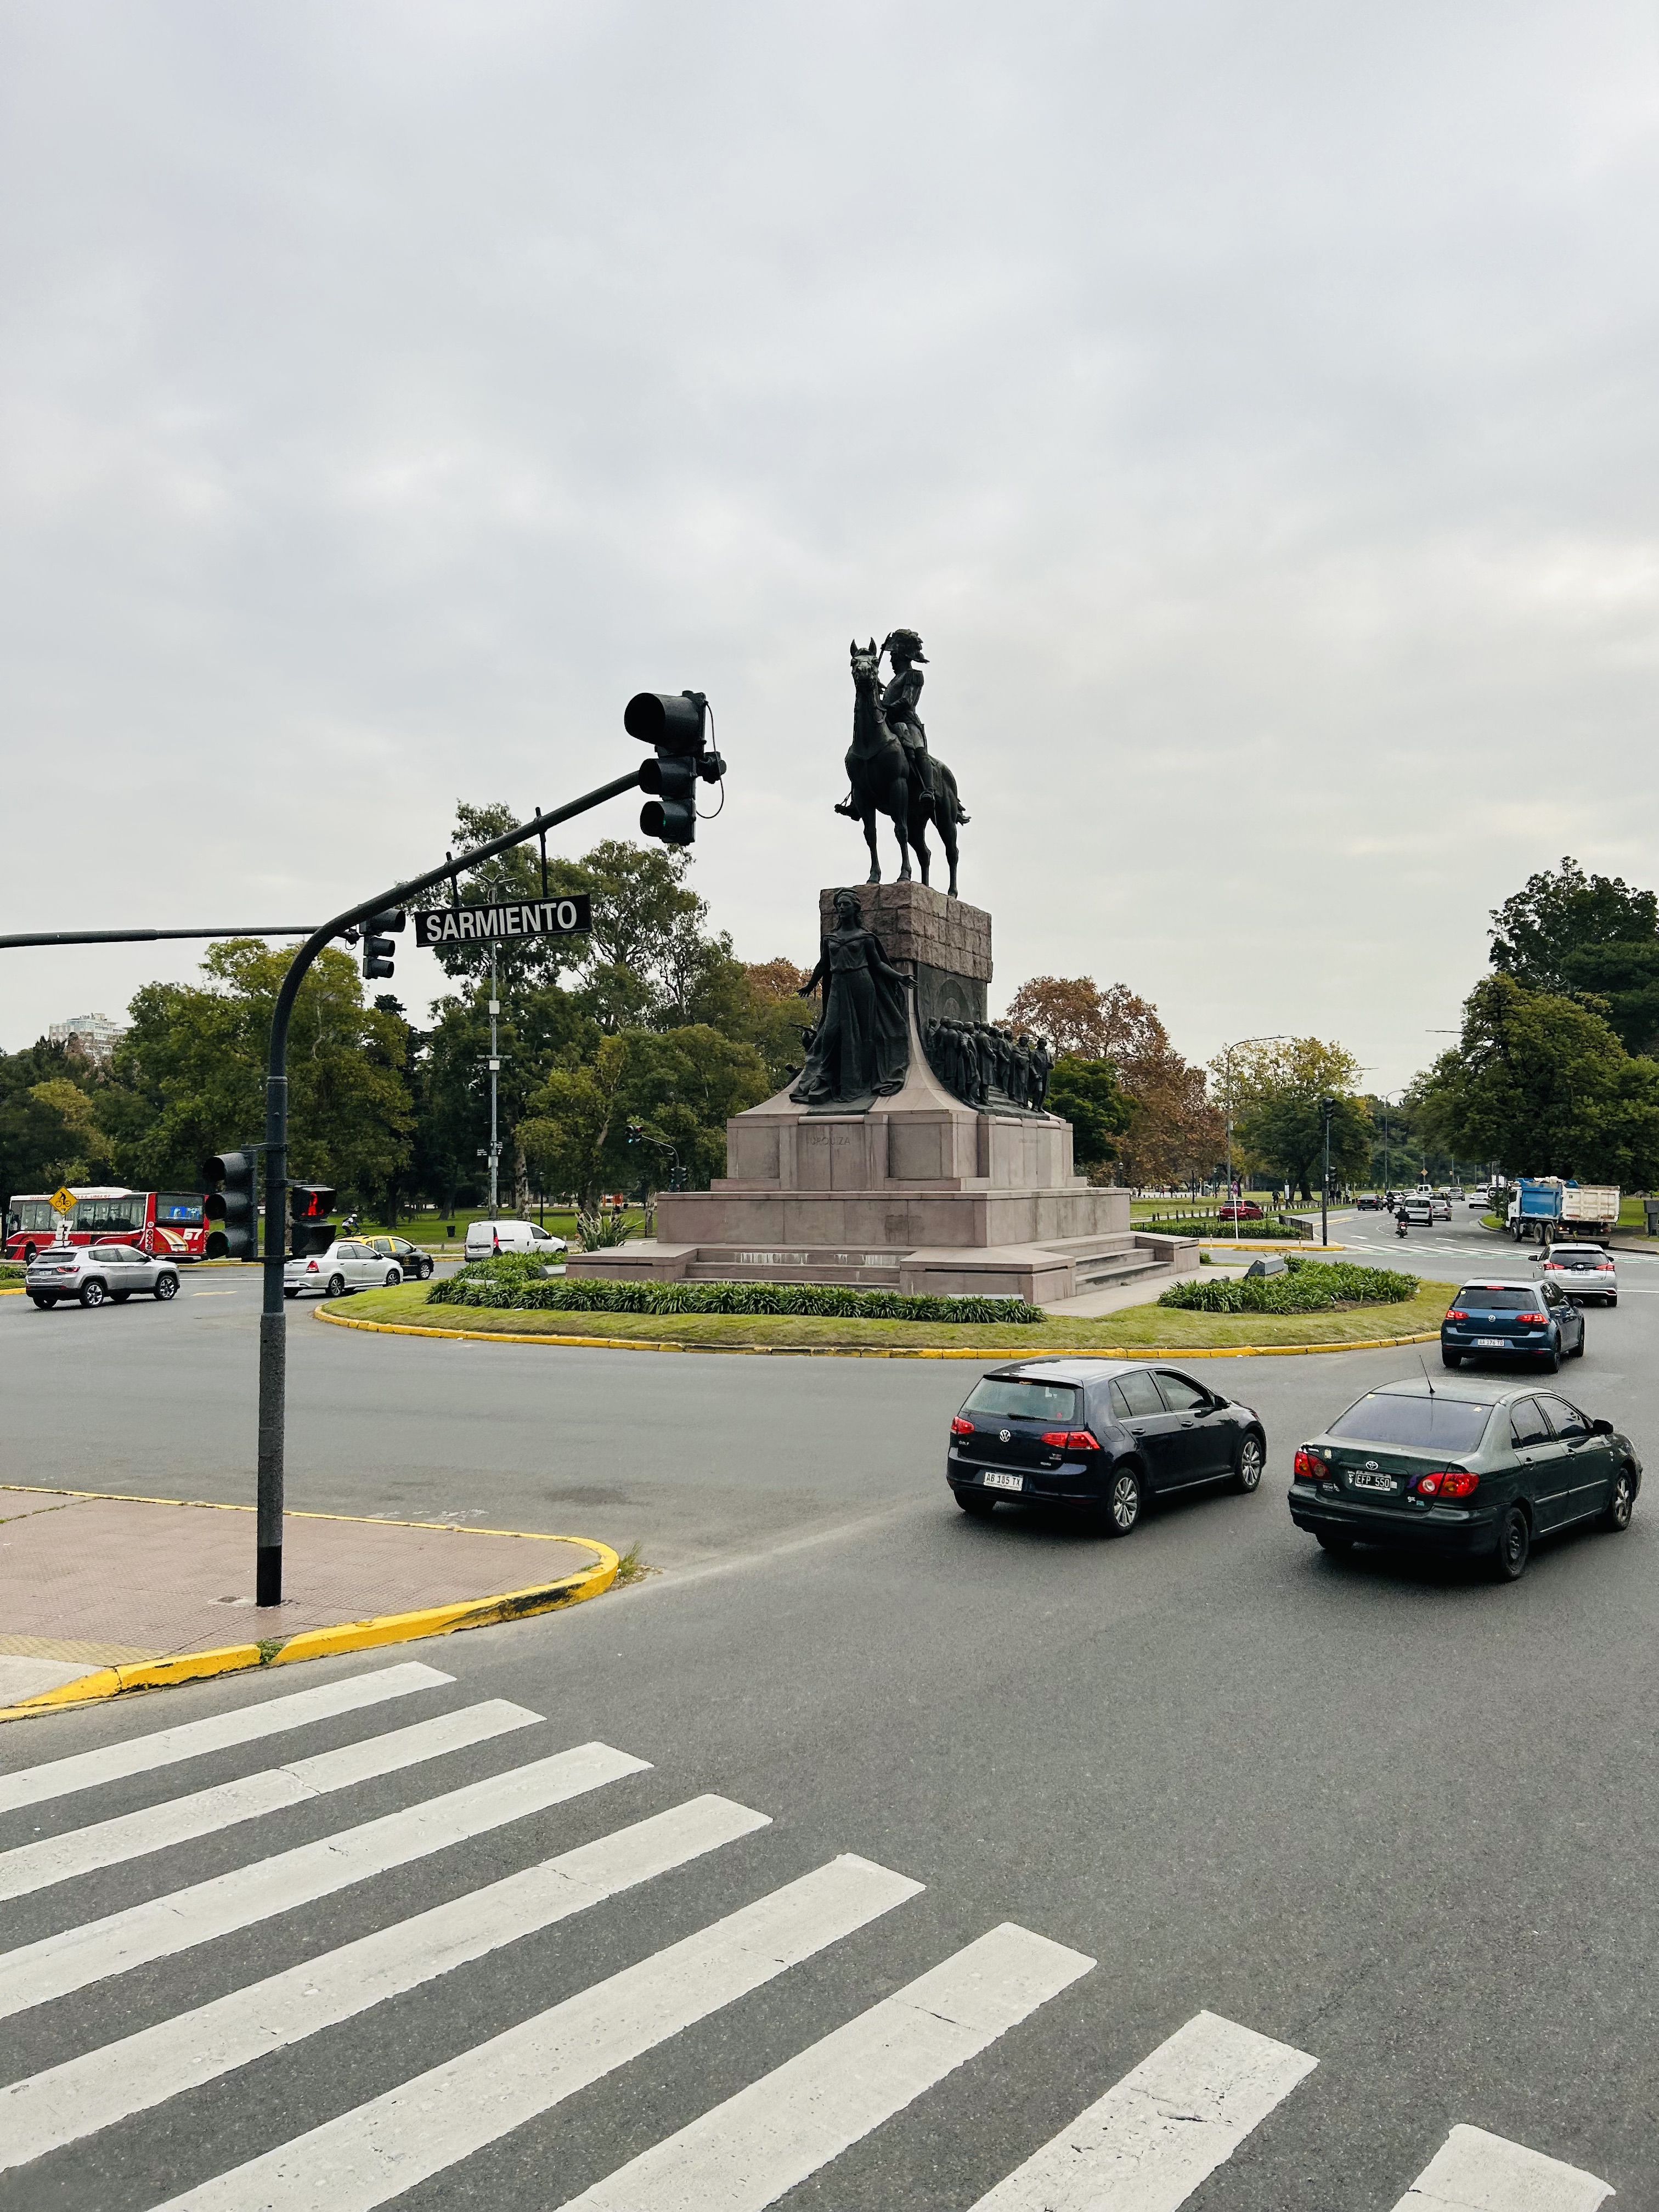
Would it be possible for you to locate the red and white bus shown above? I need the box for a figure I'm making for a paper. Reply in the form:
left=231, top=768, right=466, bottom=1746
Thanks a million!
left=3, top=1187, right=209, bottom=1264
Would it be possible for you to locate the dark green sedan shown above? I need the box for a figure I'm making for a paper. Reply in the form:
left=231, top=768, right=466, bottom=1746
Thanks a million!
left=1288, top=1375, right=1640, bottom=1581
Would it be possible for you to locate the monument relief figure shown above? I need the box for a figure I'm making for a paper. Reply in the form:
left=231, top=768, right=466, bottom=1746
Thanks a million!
left=791, top=889, right=914, bottom=1107
left=837, top=633, right=970, bottom=898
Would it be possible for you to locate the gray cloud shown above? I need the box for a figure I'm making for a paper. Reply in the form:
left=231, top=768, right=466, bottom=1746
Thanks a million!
left=3, top=0, right=1656, bottom=1095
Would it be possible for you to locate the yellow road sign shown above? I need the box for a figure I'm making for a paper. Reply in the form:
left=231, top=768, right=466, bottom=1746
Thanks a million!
left=49, top=1187, right=77, bottom=1215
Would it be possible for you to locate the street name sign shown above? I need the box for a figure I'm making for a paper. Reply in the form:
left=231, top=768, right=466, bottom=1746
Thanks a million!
left=413, top=895, right=592, bottom=949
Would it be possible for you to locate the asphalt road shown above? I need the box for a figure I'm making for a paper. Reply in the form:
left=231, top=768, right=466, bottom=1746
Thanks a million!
left=2, top=1214, right=1656, bottom=2205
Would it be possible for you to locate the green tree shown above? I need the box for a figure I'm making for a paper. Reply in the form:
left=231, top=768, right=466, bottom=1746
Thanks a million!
left=0, top=1043, right=110, bottom=1197
left=1488, top=856, right=1659, bottom=1057
left=1238, top=1092, right=1372, bottom=1198
left=1046, top=1055, right=1134, bottom=1180
left=1412, top=974, right=1659, bottom=1186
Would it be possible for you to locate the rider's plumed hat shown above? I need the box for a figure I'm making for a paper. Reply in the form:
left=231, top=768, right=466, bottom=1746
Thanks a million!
left=882, top=629, right=927, bottom=662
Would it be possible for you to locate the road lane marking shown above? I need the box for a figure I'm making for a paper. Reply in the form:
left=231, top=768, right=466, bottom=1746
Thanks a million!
left=0, top=1794, right=768, bottom=2171
left=0, top=1740, right=647, bottom=2020
left=152, top=1852, right=924, bottom=2212
left=0, top=1662, right=452, bottom=1817
left=1392, top=2123, right=1612, bottom=2209
left=968, top=2009, right=1317, bottom=2209
left=565, top=1920, right=1094, bottom=2211
left=0, top=1701, right=540, bottom=1902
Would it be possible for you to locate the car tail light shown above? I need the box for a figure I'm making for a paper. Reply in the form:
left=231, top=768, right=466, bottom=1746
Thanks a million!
left=1293, top=1448, right=1324, bottom=1480
left=1517, top=1311, right=1546, bottom=1325
left=1445, top=1309, right=1468, bottom=1321
left=950, top=1417, right=974, bottom=1436
left=1415, top=1469, right=1479, bottom=1499
left=306, top=1260, right=319, bottom=1273
left=1040, top=1429, right=1101, bottom=1452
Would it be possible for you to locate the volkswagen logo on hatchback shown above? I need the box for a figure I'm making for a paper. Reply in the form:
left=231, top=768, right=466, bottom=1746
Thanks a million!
left=999, top=1429, right=1011, bottom=1443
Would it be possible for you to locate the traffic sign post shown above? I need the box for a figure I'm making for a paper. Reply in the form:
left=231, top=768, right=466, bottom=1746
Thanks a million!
left=49, top=1187, right=76, bottom=1217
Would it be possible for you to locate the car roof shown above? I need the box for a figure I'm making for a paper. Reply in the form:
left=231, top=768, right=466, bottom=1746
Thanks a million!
left=984, top=1358, right=1177, bottom=1385
left=1455, top=1278, right=1547, bottom=1289
left=1365, top=1374, right=1543, bottom=1406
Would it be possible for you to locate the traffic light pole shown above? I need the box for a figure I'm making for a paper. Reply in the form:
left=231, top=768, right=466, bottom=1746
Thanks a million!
left=253, top=765, right=644, bottom=1606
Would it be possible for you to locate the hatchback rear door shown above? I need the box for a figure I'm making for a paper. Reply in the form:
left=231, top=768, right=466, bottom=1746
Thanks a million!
left=955, top=1376, right=1084, bottom=1479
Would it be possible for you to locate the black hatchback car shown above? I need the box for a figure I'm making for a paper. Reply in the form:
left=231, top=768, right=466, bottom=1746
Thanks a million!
left=947, top=1358, right=1266, bottom=1535
left=1288, top=1375, right=1639, bottom=1581
left=1440, top=1277, right=1584, bottom=1370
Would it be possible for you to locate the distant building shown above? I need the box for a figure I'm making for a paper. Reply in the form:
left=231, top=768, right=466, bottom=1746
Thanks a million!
left=47, top=1012, right=127, bottom=1066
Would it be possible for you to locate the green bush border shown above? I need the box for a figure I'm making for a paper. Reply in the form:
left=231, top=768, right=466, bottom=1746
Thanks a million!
left=1158, top=1256, right=1417, bottom=1314
left=428, top=1254, right=1046, bottom=1327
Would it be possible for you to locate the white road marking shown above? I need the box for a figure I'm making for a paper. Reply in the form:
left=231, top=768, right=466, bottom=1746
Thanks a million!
left=0, top=1661, right=452, bottom=1816
left=153, top=1853, right=924, bottom=2212
left=0, top=1700, right=540, bottom=1901
left=1392, top=2123, right=1613, bottom=2210
left=968, top=2008, right=1317, bottom=2210
left=0, top=1740, right=646, bottom=2019
left=565, top=1920, right=1094, bottom=2211
left=0, top=1793, right=767, bottom=2172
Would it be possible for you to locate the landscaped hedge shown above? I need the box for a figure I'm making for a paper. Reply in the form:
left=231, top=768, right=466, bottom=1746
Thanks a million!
left=1158, top=1257, right=1418, bottom=1314
left=427, top=1256, right=1045, bottom=1326
left=1137, top=1214, right=1314, bottom=1241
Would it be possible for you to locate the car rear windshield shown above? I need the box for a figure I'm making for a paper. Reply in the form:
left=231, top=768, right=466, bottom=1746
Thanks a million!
left=1328, top=1395, right=1493, bottom=1451
left=1549, top=1248, right=1606, bottom=1262
left=1454, top=1286, right=1539, bottom=1310
left=962, top=1378, right=1082, bottom=1424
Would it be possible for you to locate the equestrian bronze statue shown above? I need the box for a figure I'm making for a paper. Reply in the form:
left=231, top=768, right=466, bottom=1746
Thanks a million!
left=837, top=630, right=969, bottom=896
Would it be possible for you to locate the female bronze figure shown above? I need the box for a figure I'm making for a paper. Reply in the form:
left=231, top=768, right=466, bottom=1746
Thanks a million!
left=791, top=889, right=913, bottom=1105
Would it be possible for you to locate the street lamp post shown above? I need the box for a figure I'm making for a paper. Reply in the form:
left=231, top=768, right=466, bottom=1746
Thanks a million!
left=1221, top=1035, right=1288, bottom=1224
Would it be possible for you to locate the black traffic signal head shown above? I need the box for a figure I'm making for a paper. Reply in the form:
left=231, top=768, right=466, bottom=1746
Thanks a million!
left=361, top=908, right=405, bottom=981
left=627, top=691, right=718, bottom=847
left=203, top=1149, right=259, bottom=1261
left=1319, top=1095, right=1338, bottom=1124
left=289, top=1183, right=337, bottom=1258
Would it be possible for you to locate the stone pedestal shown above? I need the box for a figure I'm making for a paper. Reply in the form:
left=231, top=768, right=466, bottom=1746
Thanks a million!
left=571, top=882, right=1189, bottom=1305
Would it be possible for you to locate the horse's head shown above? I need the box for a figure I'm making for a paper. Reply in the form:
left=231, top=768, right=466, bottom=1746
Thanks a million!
left=849, top=637, right=881, bottom=690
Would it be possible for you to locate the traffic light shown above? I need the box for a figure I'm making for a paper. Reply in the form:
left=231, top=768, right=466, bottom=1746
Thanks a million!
left=204, top=1150, right=259, bottom=1261
left=1318, top=1096, right=1338, bottom=1127
left=290, top=1183, right=337, bottom=1258
left=361, top=909, right=406, bottom=981
left=625, top=690, right=724, bottom=847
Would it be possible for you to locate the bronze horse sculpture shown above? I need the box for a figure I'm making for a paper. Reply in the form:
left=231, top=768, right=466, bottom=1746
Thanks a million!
left=840, top=639, right=968, bottom=896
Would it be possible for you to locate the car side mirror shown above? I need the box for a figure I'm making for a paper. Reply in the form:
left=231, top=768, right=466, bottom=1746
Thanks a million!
left=1592, top=1417, right=1613, bottom=1436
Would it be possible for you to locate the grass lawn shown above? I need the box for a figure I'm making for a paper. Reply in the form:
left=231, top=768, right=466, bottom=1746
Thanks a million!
left=344, top=1207, right=651, bottom=1246
left=325, top=1279, right=1457, bottom=1353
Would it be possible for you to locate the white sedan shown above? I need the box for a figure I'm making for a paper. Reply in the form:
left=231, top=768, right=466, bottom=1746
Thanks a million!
left=1537, top=1242, right=1619, bottom=1307
left=284, top=1239, right=403, bottom=1299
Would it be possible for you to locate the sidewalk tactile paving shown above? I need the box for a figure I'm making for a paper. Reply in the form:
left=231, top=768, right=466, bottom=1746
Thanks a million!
left=0, top=1490, right=595, bottom=1667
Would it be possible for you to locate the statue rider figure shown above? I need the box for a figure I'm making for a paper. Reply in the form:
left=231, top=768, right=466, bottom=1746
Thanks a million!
left=880, top=629, right=934, bottom=803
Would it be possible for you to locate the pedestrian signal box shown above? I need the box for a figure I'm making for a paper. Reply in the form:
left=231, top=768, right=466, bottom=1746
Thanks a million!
left=290, top=1184, right=337, bottom=1259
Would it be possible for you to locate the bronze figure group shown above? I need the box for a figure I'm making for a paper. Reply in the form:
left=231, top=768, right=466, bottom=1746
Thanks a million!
left=924, top=1019, right=1052, bottom=1114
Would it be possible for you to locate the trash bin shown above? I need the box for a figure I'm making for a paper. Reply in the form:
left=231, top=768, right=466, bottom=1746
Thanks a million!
left=1245, top=1255, right=1289, bottom=1279
left=1643, top=1199, right=1659, bottom=1238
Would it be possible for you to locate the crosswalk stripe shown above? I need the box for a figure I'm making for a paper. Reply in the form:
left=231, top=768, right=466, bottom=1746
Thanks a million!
left=565, top=1918, right=1096, bottom=2211
left=153, top=1852, right=924, bottom=2212
left=0, top=1662, right=452, bottom=1817
left=0, top=1793, right=769, bottom=2173
left=0, top=1700, right=541, bottom=1903
left=968, top=2008, right=1318, bottom=2210
left=0, top=1739, right=647, bottom=2021
left=1392, top=2123, right=1613, bottom=2210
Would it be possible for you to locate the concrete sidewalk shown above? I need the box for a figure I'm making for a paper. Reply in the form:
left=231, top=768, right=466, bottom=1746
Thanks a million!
left=0, top=1486, right=610, bottom=1712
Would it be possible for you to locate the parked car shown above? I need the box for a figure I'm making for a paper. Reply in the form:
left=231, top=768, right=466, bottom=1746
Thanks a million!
left=25, top=1242, right=180, bottom=1309
left=284, top=1240, right=403, bottom=1299
left=1536, top=1242, right=1618, bottom=1306
left=1440, top=1277, right=1584, bottom=1370
left=946, top=1358, right=1266, bottom=1534
left=463, top=1218, right=570, bottom=1261
left=360, top=1234, right=436, bottom=1282
left=1288, top=1375, right=1638, bottom=1581
left=1215, top=1201, right=1263, bottom=1224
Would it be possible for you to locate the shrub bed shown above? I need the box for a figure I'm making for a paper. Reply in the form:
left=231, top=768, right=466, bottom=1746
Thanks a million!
left=0, top=1262, right=21, bottom=1284
left=428, top=1255, right=1045, bottom=1327
left=1158, top=1256, right=1418, bottom=1314
left=1137, top=1213, right=1314, bottom=1240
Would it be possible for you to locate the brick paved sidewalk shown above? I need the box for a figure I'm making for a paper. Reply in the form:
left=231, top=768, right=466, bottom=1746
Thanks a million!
left=0, top=1487, right=601, bottom=1707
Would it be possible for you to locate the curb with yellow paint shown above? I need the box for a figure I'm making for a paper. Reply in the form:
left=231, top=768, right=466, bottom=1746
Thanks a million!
left=0, top=1491, right=618, bottom=1726
left=317, top=1302, right=1440, bottom=1363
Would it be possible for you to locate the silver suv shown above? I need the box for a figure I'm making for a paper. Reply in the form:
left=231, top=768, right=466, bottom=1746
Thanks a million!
left=26, top=1243, right=181, bottom=1310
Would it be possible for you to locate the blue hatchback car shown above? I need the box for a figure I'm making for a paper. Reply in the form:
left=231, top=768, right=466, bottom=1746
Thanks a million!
left=1441, top=1276, right=1584, bottom=1372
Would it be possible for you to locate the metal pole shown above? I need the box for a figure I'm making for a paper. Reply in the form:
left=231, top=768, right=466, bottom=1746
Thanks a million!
left=488, top=947, right=500, bottom=1215
left=1, top=924, right=321, bottom=950
left=1321, top=1116, right=1330, bottom=1247
left=253, top=765, right=642, bottom=1606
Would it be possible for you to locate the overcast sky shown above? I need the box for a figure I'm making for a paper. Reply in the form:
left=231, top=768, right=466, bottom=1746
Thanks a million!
left=4, top=0, right=1656, bottom=1096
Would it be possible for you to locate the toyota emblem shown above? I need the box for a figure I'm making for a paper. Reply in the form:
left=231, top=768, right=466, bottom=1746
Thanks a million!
left=999, top=1429, right=1011, bottom=1443
left=1364, top=1459, right=1378, bottom=1471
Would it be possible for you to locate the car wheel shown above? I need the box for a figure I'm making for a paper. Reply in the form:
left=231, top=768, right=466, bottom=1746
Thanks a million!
left=1570, top=1327, right=1585, bottom=1357
left=1606, top=1295, right=1617, bottom=1308
left=422, top=1259, right=434, bottom=1279
left=326, top=1273, right=345, bottom=1298
left=22, top=1244, right=38, bottom=1265
left=1315, top=1530, right=1353, bottom=1555
left=284, top=1288, right=300, bottom=1299
left=155, top=1274, right=178, bottom=1301
left=110, top=1291, right=132, bottom=1304
left=1102, top=1466, right=1143, bottom=1537
left=956, top=1491, right=996, bottom=1519
left=28, top=1294, right=53, bottom=1308
left=1603, top=1465, right=1636, bottom=1531
left=385, top=1268, right=400, bottom=1286
left=1232, top=1432, right=1264, bottom=1493
left=1537, top=1345, right=1560, bottom=1373
left=1441, top=1348, right=1462, bottom=1368
left=1490, top=1505, right=1531, bottom=1582
left=80, top=1279, right=106, bottom=1308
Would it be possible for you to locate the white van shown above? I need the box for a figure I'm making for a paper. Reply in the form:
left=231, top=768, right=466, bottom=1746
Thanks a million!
left=464, top=1219, right=568, bottom=1262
